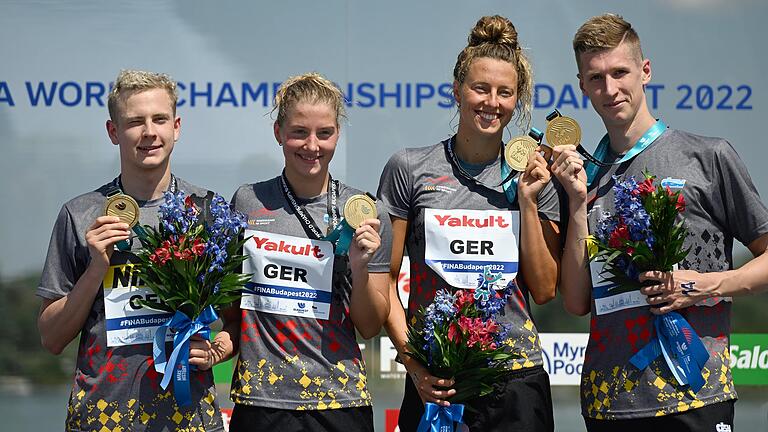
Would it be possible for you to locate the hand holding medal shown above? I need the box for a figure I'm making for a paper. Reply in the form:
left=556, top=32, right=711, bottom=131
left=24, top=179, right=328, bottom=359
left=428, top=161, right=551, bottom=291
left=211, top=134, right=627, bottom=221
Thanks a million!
left=103, top=192, right=140, bottom=251
left=343, top=193, right=377, bottom=230
left=509, top=128, right=552, bottom=203
left=345, top=193, right=380, bottom=262
left=348, top=216, right=381, bottom=267
left=544, top=110, right=591, bottom=202
left=325, top=192, right=380, bottom=257
left=104, top=193, right=140, bottom=227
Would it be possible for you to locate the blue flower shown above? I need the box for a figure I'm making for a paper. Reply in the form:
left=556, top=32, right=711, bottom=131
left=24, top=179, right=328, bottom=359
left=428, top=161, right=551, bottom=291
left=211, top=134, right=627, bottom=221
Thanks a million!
left=433, top=290, right=457, bottom=316
left=595, top=211, right=616, bottom=244
left=420, top=290, right=456, bottom=353
left=493, top=322, right=513, bottom=346
left=612, top=176, right=654, bottom=249
left=159, top=191, right=199, bottom=236
left=204, top=194, right=247, bottom=274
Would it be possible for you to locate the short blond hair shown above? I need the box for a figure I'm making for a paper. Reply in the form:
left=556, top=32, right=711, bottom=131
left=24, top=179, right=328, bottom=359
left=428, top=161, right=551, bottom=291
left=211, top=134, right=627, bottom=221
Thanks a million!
left=273, top=72, right=346, bottom=127
left=573, top=14, right=643, bottom=70
left=107, top=69, right=178, bottom=121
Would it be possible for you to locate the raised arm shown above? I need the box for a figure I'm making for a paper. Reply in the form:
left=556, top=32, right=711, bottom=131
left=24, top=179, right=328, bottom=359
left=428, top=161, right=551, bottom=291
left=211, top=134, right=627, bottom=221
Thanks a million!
left=550, top=145, right=592, bottom=316
left=518, top=150, right=560, bottom=304
left=349, top=218, right=391, bottom=339
left=39, top=216, right=130, bottom=354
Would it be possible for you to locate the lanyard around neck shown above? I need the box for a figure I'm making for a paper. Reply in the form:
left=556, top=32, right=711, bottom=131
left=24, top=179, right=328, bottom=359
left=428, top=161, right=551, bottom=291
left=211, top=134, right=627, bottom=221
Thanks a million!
left=279, top=171, right=339, bottom=240
left=445, top=136, right=520, bottom=204
left=585, top=120, right=667, bottom=187
left=108, top=173, right=178, bottom=197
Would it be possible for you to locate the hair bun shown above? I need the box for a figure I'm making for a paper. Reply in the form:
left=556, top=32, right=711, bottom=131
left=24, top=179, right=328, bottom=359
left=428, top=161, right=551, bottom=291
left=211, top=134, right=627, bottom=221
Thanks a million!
left=468, top=15, right=519, bottom=49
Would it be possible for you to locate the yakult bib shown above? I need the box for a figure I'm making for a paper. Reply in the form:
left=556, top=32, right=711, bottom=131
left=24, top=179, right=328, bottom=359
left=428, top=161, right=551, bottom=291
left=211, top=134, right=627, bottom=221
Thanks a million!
left=242, top=230, right=334, bottom=319
left=425, top=208, right=519, bottom=289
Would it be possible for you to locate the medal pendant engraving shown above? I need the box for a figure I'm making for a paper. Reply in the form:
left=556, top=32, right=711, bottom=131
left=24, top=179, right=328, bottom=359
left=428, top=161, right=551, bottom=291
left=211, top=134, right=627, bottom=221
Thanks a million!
left=504, top=136, right=540, bottom=172
left=545, top=115, right=582, bottom=147
left=343, top=195, right=377, bottom=229
left=105, top=194, right=140, bottom=227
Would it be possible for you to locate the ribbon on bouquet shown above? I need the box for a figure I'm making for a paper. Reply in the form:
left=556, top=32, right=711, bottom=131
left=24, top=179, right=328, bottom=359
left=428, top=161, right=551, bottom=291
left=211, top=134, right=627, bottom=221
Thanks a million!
left=629, top=311, right=710, bottom=392
left=417, top=402, right=466, bottom=432
left=323, top=218, right=355, bottom=255
left=152, top=305, right=219, bottom=406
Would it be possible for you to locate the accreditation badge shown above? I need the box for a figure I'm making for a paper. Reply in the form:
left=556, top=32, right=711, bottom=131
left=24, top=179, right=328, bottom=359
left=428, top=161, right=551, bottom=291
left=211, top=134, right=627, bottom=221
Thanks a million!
left=241, top=230, right=334, bottom=319
left=424, top=208, right=519, bottom=289
left=103, top=263, right=173, bottom=347
left=590, top=260, right=647, bottom=316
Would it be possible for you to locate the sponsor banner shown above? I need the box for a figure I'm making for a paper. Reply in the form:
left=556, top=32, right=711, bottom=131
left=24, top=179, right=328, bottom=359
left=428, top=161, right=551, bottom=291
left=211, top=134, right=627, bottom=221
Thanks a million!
left=103, top=263, right=172, bottom=347
left=730, top=333, right=768, bottom=385
left=358, top=333, right=768, bottom=386
left=539, top=333, right=588, bottom=385
left=212, top=333, right=768, bottom=430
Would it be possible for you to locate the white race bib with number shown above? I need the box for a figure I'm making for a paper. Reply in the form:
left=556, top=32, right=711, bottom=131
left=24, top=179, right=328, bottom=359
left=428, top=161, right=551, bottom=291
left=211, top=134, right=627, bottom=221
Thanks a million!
left=241, top=230, right=334, bottom=319
left=103, top=263, right=173, bottom=347
left=424, top=208, right=519, bottom=289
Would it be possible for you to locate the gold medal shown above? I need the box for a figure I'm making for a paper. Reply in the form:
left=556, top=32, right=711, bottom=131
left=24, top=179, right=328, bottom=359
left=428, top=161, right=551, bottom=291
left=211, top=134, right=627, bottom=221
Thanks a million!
left=343, top=194, right=377, bottom=229
left=504, top=135, right=539, bottom=172
left=545, top=114, right=582, bottom=146
left=104, top=194, right=140, bottom=227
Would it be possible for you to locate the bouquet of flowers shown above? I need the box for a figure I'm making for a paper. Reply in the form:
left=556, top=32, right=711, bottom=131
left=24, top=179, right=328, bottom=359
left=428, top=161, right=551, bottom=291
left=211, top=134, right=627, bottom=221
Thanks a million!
left=588, top=172, right=709, bottom=392
left=134, top=191, right=251, bottom=406
left=405, top=266, right=518, bottom=430
left=588, top=171, right=689, bottom=291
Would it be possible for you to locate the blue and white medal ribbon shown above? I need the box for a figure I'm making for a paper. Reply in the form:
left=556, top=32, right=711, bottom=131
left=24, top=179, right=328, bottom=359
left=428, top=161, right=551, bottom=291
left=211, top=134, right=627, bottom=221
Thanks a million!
left=629, top=311, right=710, bottom=392
left=585, top=120, right=667, bottom=187
left=417, top=402, right=466, bottom=432
left=152, top=305, right=218, bottom=407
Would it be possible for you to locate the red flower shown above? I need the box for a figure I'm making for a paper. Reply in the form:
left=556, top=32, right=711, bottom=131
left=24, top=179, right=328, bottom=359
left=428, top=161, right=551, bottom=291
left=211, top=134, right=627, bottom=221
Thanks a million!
left=152, top=247, right=171, bottom=264
left=674, top=193, right=686, bottom=212
left=181, top=249, right=194, bottom=261
left=447, top=322, right=461, bottom=343
left=191, top=238, right=206, bottom=256
left=634, top=178, right=655, bottom=196
left=454, top=290, right=474, bottom=310
left=608, top=223, right=630, bottom=248
left=184, top=196, right=199, bottom=216
left=458, top=317, right=499, bottom=350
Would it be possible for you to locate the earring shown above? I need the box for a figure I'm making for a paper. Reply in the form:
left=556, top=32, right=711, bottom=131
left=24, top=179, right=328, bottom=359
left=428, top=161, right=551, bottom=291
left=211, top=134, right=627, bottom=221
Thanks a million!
left=278, top=142, right=283, bottom=147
